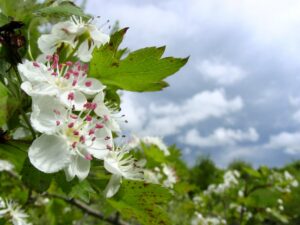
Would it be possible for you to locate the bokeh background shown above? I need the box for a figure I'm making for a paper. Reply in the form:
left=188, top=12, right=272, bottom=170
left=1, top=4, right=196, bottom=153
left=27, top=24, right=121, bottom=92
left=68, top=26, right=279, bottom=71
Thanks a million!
left=85, top=0, right=300, bottom=167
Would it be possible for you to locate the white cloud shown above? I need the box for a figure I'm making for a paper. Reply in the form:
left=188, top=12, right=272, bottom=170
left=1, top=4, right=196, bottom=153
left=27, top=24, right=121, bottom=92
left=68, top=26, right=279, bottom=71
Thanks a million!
left=181, top=127, right=259, bottom=148
left=265, top=132, right=300, bottom=155
left=292, top=110, right=300, bottom=123
left=196, top=59, right=247, bottom=85
left=289, top=95, right=300, bottom=107
left=122, top=89, right=243, bottom=137
left=120, top=92, right=147, bottom=132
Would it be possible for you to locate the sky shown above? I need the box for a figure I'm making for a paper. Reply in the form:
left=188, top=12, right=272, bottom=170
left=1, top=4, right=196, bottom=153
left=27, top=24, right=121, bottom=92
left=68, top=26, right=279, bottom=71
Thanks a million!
left=85, top=0, right=300, bottom=167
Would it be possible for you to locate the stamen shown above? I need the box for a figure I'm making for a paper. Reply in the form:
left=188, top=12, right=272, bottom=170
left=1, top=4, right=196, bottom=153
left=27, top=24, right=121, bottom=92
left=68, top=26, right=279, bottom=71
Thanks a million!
left=104, top=136, right=111, bottom=140
left=88, top=129, right=95, bottom=136
left=56, top=120, right=60, bottom=126
left=85, top=81, right=92, bottom=87
left=53, top=109, right=61, bottom=115
left=85, top=154, right=93, bottom=160
left=104, top=115, right=109, bottom=122
left=73, top=130, right=79, bottom=136
left=68, top=92, right=75, bottom=101
left=72, top=80, right=77, bottom=86
left=85, top=115, right=92, bottom=122
left=68, top=122, right=74, bottom=128
left=71, top=142, right=77, bottom=149
left=33, top=62, right=40, bottom=68
left=95, top=123, right=104, bottom=129
left=70, top=114, right=78, bottom=119
left=64, top=72, right=71, bottom=79
left=65, top=61, right=73, bottom=66
left=46, top=55, right=53, bottom=61
left=106, top=145, right=112, bottom=150
left=80, top=136, right=85, bottom=143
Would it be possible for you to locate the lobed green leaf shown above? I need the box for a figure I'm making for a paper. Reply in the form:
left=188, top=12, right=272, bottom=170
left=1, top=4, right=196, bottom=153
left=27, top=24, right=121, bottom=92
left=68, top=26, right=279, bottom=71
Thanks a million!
left=89, top=28, right=189, bottom=92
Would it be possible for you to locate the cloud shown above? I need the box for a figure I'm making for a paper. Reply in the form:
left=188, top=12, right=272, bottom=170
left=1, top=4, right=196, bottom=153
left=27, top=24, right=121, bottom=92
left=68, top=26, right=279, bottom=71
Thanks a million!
left=86, top=0, right=300, bottom=166
left=196, top=58, right=247, bottom=85
left=122, top=89, right=243, bottom=137
left=180, top=127, right=259, bottom=147
left=265, top=132, right=300, bottom=155
left=292, top=110, right=300, bottom=123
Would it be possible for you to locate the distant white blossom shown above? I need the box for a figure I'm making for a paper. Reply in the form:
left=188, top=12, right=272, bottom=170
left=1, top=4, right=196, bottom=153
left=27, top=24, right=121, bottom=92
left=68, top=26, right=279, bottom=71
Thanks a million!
left=205, top=170, right=240, bottom=195
left=0, top=160, right=14, bottom=172
left=0, top=197, right=31, bottom=225
left=126, top=135, right=170, bottom=156
left=162, top=164, right=177, bottom=188
left=191, top=212, right=226, bottom=225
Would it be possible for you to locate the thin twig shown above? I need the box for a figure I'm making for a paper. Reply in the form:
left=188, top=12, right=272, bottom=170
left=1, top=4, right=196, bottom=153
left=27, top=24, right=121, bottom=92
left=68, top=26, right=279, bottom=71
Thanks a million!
left=45, top=193, right=129, bottom=225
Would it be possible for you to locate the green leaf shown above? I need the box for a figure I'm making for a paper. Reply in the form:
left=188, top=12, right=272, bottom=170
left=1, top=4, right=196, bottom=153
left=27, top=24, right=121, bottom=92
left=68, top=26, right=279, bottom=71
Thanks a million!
left=0, top=82, right=8, bottom=126
left=35, top=1, right=89, bottom=19
left=108, top=180, right=172, bottom=225
left=90, top=28, right=189, bottom=92
left=21, top=157, right=53, bottom=193
left=0, top=12, right=9, bottom=26
left=0, top=141, right=28, bottom=172
left=69, top=180, right=96, bottom=203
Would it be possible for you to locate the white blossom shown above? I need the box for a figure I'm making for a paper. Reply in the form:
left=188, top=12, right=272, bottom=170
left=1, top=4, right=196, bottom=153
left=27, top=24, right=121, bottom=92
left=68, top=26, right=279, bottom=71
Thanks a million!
left=28, top=96, right=113, bottom=181
left=0, top=159, right=14, bottom=172
left=142, top=136, right=170, bottom=156
left=162, top=164, right=177, bottom=188
left=38, top=16, right=110, bottom=62
left=93, top=92, right=121, bottom=132
left=18, top=57, right=104, bottom=110
left=0, top=198, right=31, bottom=225
left=104, top=147, right=144, bottom=198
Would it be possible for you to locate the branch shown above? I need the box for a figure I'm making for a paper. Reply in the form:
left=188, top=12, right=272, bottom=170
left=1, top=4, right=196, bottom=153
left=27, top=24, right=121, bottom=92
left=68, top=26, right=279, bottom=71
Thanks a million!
left=45, top=193, right=129, bottom=225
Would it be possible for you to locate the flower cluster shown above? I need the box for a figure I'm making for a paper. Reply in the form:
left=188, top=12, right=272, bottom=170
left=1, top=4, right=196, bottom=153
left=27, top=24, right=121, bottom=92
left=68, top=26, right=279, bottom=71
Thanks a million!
left=144, top=164, right=178, bottom=188
left=269, top=170, right=299, bottom=193
left=0, top=197, right=31, bottom=225
left=191, top=212, right=227, bottom=225
left=127, top=135, right=170, bottom=156
left=16, top=16, right=144, bottom=197
left=38, top=16, right=109, bottom=62
left=204, top=170, right=240, bottom=195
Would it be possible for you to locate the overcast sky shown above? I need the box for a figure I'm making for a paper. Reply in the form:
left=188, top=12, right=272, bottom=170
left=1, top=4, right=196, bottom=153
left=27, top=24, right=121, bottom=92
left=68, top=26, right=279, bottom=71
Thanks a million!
left=86, top=0, right=300, bottom=167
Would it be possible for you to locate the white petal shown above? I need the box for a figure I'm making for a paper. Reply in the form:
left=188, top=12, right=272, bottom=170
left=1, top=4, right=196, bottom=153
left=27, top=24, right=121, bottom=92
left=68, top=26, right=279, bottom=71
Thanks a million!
left=52, top=21, right=79, bottom=36
left=76, top=40, right=94, bottom=62
left=37, top=34, right=60, bottom=55
left=64, top=163, right=75, bottom=182
left=88, top=25, right=110, bottom=45
left=104, top=174, right=122, bottom=198
left=77, top=78, right=105, bottom=95
left=88, top=126, right=112, bottom=159
left=18, top=60, right=50, bottom=82
left=105, top=118, right=121, bottom=133
left=65, top=155, right=90, bottom=181
left=31, top=96, right=67, bottom=134
left=104, top=152, right=122, bottom=175
left=74, top=155, right=90, bottom=181
left=59, top=90, right=87, bottom=111
left=29, top=134, right=71, bottom=173
left=22, top=81, right=58, bottom=97
left=94, top=103, right=111, bottom=118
